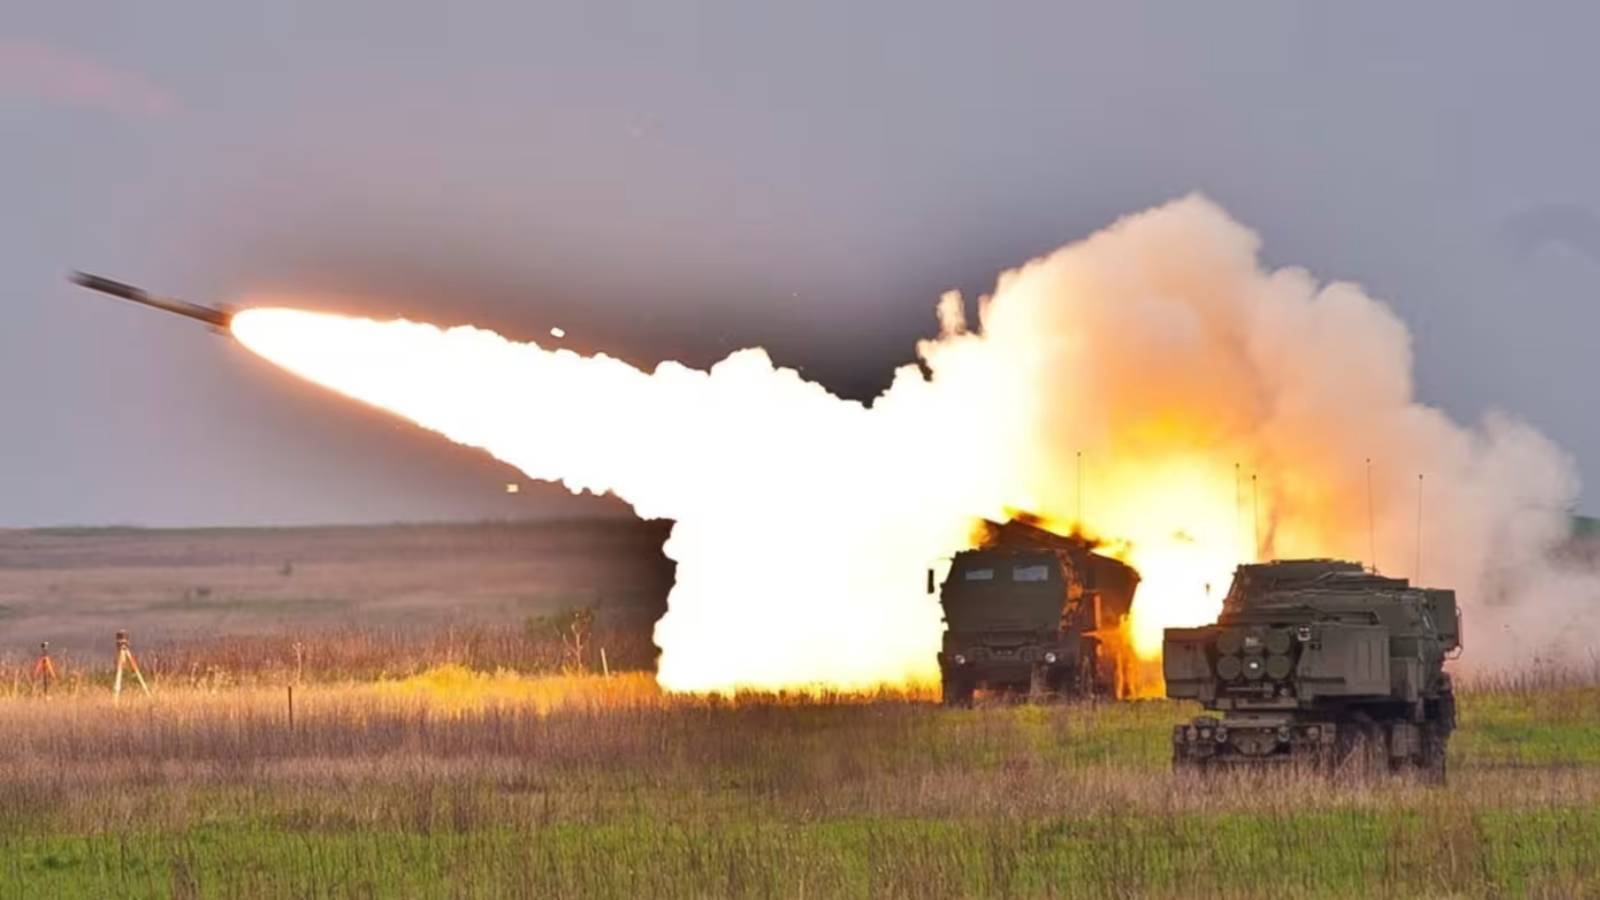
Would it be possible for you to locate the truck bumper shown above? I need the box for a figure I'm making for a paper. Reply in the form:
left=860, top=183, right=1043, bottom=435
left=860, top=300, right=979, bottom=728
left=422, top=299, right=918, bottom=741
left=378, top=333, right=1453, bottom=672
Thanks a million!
left=939, top=648, right=1076, bottom=685
left=1172, top=716, right=1339, bottom=766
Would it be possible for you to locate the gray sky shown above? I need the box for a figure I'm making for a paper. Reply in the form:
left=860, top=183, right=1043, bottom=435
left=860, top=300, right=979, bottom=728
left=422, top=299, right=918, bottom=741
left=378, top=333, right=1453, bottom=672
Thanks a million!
left=4, top=3, right=1597, bottom=526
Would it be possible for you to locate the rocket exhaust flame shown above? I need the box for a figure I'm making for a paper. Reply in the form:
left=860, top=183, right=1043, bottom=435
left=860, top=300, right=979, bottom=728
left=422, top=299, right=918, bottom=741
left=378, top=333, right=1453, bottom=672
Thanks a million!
left=227, top=196, right=1597, bottom=691
left=230, top=311, right=976, bottom=690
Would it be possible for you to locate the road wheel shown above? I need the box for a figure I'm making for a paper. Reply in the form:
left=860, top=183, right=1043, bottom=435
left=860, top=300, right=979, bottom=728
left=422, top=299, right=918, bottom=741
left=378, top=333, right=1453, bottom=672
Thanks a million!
left=1334, top=722, right=1386, bottom=777
left=1172, top=747, right=1212, bottom=776
left=1438, top=689, right=1458, bottom=735
left=941, top=674, right=975, bottom=707
left=1043, top=666, right=1068, bottom=698
left=1419, top=722, right=1448, bottom=785
left=1028, top=664, right=1051, bottom=701
left=1077, top=655, right=1103, bottom=700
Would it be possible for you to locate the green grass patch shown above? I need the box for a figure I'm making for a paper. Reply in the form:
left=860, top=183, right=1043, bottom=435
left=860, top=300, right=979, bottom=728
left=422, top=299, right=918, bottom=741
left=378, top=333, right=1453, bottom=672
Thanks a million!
left=7, top=806, right=1600, bottom=898
left=1455, top=687, right=1600, bottom=765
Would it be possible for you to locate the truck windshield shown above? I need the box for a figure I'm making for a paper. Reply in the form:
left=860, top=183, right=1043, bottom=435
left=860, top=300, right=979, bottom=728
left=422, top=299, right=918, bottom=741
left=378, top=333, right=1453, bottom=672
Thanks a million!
left=952, top=561, right=1054, bottom=586
left=1012, top=564, right=1051, bottom=582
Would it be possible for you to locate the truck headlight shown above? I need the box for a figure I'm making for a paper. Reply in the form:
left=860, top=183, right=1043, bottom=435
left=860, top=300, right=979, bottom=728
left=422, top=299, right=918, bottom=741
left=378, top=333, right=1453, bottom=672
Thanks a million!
left=953, top=654, right=968, bottom=666
left=1043, top=651, right=1058, bottom=665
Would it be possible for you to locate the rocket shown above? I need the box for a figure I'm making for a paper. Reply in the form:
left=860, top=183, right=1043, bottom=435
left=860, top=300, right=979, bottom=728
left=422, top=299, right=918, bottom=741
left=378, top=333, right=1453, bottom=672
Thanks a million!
left=69, top=272, right=232, bottom=331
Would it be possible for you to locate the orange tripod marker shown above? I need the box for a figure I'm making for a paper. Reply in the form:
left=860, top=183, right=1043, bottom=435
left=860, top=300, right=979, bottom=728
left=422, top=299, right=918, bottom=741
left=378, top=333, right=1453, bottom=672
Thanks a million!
left=32, top=642, right=58, bottom=694
left=113, top=630, right=151, bottom=699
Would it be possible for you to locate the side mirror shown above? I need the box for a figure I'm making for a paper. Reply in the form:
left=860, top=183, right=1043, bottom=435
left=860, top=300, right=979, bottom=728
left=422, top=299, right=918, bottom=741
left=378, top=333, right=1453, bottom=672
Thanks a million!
left=926, top=568, right=936, bottom=595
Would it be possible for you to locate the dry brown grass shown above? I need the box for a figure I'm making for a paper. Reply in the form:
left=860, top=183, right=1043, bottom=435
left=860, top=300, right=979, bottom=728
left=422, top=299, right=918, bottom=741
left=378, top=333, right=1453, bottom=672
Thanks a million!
left=1, top=665, right=1599, bottom=897
left=0, top=616, right=663, bottom=697
left=2, top=516, right=1598, bottom=896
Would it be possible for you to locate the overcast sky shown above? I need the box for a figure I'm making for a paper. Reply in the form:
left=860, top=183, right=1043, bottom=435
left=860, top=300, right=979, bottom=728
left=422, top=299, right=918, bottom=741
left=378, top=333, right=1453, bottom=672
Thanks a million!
left=4, top=3, right=1597, bottom=526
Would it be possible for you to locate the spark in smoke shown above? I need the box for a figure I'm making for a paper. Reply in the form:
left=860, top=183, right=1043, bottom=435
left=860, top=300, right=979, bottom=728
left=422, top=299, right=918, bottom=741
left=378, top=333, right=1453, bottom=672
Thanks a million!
left=231, top=195, right=1597, bottom=691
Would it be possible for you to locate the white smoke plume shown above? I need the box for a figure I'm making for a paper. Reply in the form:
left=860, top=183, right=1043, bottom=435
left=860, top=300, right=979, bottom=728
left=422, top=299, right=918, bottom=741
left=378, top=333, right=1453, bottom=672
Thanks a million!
left=232, top=195, right=1599, bottom=688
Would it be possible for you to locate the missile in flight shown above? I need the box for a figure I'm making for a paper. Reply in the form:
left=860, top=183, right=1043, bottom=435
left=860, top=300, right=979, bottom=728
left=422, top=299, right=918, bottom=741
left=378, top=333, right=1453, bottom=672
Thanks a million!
left=69, top=271, right=232, bottom=331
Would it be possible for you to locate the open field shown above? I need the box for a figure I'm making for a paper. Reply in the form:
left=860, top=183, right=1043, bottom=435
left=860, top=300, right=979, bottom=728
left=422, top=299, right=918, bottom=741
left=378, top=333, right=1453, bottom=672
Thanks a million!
left=2, top=665, right=1600, bottom=898
left=6, top=523, right=1600, bottom=897
left=0, top=520, right=673, bottom=659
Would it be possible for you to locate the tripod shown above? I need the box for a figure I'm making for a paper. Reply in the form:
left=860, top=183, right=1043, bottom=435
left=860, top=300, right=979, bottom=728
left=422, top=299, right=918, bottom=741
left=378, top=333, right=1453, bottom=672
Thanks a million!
left=113, top=630, right=151, bottom=699
left=32, top=642, right=57, bottom=694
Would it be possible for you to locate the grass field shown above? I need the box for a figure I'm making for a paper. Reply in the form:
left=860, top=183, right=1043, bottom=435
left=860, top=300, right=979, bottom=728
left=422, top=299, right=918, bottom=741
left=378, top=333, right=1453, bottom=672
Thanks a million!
left=5, top=523, right=1598, bottom=897
left=2, top=665, right=1599, bottom=898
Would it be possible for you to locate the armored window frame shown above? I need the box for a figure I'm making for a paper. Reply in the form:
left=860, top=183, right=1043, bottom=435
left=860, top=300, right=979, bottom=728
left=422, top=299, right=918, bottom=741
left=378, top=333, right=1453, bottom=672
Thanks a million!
left=1012, top=564, right=1052, bottom=583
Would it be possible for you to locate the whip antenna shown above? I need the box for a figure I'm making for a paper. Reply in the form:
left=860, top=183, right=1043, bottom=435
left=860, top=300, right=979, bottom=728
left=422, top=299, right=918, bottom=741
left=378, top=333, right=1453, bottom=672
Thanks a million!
left=1076, top=450, right=1083, bottom=531
left=1366, top=458, right=1378, bottom=574
left=1415, top=473, right=1424, bottom=582
left=1234, top=462, right=1242, bottom=561
left=1251, top=473, right=1260, bottom=561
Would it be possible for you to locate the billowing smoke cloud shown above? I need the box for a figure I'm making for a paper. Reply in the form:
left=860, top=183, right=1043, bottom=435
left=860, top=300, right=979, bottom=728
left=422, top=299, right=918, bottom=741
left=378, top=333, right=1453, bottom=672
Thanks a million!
left=232, top=309, right=986, bottom=690
left=232, top=195, right=1598, bottom=687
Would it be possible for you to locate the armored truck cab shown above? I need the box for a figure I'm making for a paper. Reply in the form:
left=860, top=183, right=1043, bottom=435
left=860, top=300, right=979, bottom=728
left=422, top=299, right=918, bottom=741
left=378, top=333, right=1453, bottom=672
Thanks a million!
left=936, top=520, right=1139, bottom=705
left=1164, top=560, right=1460, bottom=776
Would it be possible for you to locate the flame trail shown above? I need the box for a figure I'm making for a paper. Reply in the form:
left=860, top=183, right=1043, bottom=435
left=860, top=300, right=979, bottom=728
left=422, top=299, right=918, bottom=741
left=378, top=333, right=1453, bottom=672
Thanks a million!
left=232, top=196, right=1599, bottom=690
left=231, top=313, right=991, bottom=690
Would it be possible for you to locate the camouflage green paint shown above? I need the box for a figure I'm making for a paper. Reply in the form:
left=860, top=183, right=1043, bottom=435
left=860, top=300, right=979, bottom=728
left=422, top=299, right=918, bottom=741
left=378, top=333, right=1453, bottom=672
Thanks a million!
left=1164, top=560, right=1459, bottom=778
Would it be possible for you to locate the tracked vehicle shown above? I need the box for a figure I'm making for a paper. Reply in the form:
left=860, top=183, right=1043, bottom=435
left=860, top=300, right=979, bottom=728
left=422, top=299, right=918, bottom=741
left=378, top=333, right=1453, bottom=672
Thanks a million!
left=1164, top=560, right=1460, bottom=777
left=934, top=519, right=1139, bottom=705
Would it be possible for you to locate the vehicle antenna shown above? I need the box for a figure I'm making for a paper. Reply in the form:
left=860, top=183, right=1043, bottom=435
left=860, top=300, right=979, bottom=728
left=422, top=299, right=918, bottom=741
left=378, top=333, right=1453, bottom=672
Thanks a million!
left=1415, top=473, right=1424, bottom=583
left=1251, top=473, right=1260, bottom=562
left=1366, top=458, right=1378, bottom=574
left=1234, top=462, right=1242, bottom=560
left=1076, top=450, right=1083, bottom=532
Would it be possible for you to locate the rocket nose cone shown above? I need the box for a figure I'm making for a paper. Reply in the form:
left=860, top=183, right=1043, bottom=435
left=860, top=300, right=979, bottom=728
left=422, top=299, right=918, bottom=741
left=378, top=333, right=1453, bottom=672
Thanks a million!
left=69, top=271, right=146, bottom=301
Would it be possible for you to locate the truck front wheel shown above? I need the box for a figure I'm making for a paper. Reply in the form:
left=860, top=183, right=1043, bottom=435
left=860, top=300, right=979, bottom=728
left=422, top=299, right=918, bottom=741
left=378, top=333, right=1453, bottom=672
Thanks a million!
left=941, top=674, right=975, bottom=707
left=1028, top=664, right=1051, bottom=700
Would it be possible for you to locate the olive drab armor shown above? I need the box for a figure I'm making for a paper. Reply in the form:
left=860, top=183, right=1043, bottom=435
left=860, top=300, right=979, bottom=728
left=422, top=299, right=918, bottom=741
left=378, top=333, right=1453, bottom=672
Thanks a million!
left=1165, top=560, right=1459, bottom=777
left=937, top=519, right=1140, bottom=705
